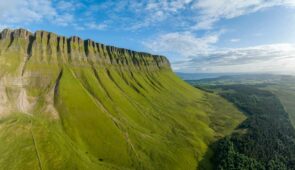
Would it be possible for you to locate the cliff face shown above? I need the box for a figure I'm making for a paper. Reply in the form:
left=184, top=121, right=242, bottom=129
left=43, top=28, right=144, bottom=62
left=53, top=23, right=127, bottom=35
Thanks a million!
left=0, top=28, right=170, bottom=69
left=0, top=28, right=169, bottom=117
left=0, top=29, right=245, bottom=170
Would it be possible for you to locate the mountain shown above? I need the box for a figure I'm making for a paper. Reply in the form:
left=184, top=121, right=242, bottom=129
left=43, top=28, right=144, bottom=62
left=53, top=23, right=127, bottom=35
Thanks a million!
left=0, top=29, right=245, bottom=170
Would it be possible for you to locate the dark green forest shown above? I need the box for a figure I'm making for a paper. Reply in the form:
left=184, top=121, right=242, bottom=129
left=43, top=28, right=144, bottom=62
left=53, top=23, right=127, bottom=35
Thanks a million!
left=196, top=85, right=295, bottom=170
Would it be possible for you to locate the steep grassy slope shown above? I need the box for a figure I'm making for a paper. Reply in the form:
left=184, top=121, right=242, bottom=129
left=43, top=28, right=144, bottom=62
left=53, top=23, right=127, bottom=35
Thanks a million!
left=0, top=29, right=245, bottom=170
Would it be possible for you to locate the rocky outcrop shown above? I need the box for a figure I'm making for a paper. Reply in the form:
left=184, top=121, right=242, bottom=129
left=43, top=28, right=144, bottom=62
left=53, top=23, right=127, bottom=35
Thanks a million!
left=0, top=28, right=170, bottom=70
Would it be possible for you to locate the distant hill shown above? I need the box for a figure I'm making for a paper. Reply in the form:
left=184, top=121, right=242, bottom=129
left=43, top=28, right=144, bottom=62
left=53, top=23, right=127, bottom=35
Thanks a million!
left=176, top=72, right=234, bottom=80
left=191, top=73, right=295, bottom=85
left=192, top=74, right=295, bottom=128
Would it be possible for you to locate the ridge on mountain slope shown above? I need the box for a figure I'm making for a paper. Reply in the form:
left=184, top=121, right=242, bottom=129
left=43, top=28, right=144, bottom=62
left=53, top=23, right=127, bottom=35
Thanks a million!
left=0, top=28, right=245, bottom=170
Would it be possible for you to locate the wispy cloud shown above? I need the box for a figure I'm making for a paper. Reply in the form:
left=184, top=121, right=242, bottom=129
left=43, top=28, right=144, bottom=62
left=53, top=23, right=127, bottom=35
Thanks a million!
left=0, top=0, right=56, bottom=23
left=172, top=43, right=295, bottom=73
left=83, top=0, right=295, bottom=31
left=143, top=32, right=295, bottom=73
left=230, top=38, right=240, bottom=42
left=192, top=0, right=295, bottom=30
left=0, top=0, right=83, bottom=28
left=87, top=22, right=108, bottom=30
left=53, top=13, right=74, bottom=27
left=141, top=0, right=295, bottom=73
left=1, top=0, right=294, bottom=32
left=144, top=31, right=219, bottom=57
left=85, top=0, right=194, bottom=30
left=130, top=0, right=193, bottom=29
left=56, top=1, right=84, bottom=12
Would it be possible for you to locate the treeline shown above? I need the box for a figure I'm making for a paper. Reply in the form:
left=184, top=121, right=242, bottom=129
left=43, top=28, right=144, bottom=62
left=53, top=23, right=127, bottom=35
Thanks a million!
left=200, top=85, right=295, bottom=170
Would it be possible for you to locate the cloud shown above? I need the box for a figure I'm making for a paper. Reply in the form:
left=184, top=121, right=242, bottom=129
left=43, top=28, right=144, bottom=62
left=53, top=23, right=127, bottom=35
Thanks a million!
left=192, top=0, right=295, bottom=30
left=87, top=22, right=108, bottom=30
left=0, top=0, right=56, bottom=23
left=84, top=0, right=295, bottom=31
left=131, top=0, right=193, bottom=29
left=53, top=13, right=74, bottom=27
left=87, top=0, right=194, bottom=30
left=56, top=1, right=84, bottom=11
left=0, top=0, right=84, bottom=27
left=230, top=38, right=240, bottom=42
left=1, top=0, right=294, bottom=32
left=172, top=43, right=295, bottom=73
left=144, top=31, right=219, bottom=57
left=1, top=0, right=284, bottom=32
left=143, top=31, right=295, bottom=74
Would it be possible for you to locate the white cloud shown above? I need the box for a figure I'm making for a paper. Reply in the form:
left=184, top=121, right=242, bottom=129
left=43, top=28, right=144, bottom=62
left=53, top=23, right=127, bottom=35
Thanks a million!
left=1, top=0, right=294, bottom=32
left=87, top=22, right=108, bottom=30
left=90, top=0, right=193, bottom=30
left=142, top=17, right=295, bottom=73
left=0, top=0, right=57, bottom=23
left=53, top=13, right=74, bottom=27
left=85, top=0, right=295, bottom=31
left=192, top=0, right=295, bottom=30
left=144, top=31, right=220, bottom=57
left=56, top=1, right=83, bottom=11
left=172, top=43, right=295, bottom=73
left=0, top=0, right=83, bottom=28
left=230, top=38, right=240, bottom=42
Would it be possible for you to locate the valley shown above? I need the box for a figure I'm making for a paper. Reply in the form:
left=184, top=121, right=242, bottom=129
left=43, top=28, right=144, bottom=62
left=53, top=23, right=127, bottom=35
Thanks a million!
left=191, top=74, right=295, bottom=169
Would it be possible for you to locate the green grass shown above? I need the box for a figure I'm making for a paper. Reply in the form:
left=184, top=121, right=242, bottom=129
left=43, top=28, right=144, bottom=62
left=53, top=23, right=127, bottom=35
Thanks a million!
left=0, top=32, right=245, bottom=169
left=0, top=64, right=245, bottom=169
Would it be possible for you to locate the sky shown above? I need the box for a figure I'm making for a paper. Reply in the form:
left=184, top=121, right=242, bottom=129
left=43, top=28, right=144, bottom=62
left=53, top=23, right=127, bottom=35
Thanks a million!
left=0, top=0, right=295, bottom=74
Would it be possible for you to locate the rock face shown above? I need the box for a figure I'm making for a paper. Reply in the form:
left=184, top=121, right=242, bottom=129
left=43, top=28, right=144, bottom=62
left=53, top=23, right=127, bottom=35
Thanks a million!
left=0, top=28, right=170, bottom=117
left=0, top=28, right=170, bottom=69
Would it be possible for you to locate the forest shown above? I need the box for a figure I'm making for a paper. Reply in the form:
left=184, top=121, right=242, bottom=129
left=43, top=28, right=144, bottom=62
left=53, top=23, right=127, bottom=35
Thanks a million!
left=196, top=84, right=295, bottom=170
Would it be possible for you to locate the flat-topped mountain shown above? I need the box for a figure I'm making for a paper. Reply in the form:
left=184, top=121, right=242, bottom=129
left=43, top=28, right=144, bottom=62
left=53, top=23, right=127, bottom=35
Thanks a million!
left=0, top=29, right=245, bottom=170
left=0, top=28, right=169, bottom=69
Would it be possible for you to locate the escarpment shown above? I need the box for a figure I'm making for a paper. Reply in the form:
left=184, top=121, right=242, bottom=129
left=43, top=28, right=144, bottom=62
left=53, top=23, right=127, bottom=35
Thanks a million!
left=0, top=28, right=170, bottom=69
left=0, top=29, right=245, bottom=170
left=0, top=28, right=170, bottom=117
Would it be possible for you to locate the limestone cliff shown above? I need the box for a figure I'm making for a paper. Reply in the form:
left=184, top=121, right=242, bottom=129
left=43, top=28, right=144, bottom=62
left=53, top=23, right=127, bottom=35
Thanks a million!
left=0, top=28, right=170, bottom=69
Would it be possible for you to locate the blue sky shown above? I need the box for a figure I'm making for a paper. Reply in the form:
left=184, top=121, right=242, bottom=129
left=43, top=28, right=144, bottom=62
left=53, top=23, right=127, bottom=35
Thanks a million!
left=0, top=0, right=295, bottom=73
